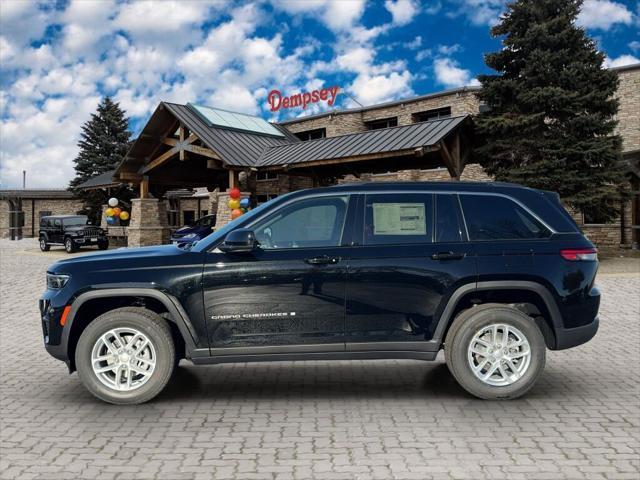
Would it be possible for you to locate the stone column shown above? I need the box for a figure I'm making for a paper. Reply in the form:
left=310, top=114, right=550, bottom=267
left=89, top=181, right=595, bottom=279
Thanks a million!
left=100, top=205, right=108, bottom=229
left=213, top=190, right=251, bottom=230
left=126, top=198, right=170, bottom=247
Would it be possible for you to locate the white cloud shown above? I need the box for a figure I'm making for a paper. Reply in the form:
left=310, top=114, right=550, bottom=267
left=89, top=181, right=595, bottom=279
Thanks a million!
left=271, top=0, right=366, bottom=31
left=448, top=0, right=504, bottom=26
left=604, top=54, right=640, bottom=68
left=577, top=0, right=633, bottom=30
left=351, top=70, right=413, bottom=105
left=433, top=58, right=478, bottom=88
left=384, top=0, right=419, bottom=26
left=629, top=41, right=640, bottom=53
left=404, top=36, right=422, bottom=50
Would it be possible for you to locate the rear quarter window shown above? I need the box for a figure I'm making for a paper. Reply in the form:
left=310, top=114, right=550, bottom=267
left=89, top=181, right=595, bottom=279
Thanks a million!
left=460, top=194, right=551, bottom=240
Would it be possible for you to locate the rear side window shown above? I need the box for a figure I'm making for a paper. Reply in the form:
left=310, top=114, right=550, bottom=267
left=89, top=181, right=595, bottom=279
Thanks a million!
left=435, top=194, right=464, bottom=242
left=460, top=195, right=551, bottom=240
left=364, top=193, right=432, bottom=245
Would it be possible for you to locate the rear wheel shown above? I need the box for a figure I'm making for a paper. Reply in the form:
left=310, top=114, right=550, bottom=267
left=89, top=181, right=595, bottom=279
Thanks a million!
left=75, top=307, right=176, bottom=405
left=444, top=304, right=546, bottom=400
left=64, top=237, right=77, bottom=253
left=39, top=237, right=50, bottom=252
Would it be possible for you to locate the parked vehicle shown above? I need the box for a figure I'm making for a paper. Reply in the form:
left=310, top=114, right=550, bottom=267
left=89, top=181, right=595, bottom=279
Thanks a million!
left=40, top=182, right=600, bottom=404
left=39, top=215, right=108, bottom=253
left=170, top=214, right=216, bottom=245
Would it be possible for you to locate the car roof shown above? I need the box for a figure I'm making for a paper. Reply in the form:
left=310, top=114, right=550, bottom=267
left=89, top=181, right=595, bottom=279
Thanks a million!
left=285, top=181, right=536, bottom=196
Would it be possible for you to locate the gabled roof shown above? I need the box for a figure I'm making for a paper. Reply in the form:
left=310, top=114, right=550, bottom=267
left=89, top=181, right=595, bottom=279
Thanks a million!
left=76, top=170, right=119, bottom=190
left=258, top=115, right=468, bottom=167
left=162, top=103, right=298, bottom=167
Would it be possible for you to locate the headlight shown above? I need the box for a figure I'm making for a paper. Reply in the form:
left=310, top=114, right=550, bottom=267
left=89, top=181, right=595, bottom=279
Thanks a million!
left=182, top=233, right=198, bottom=239
left=47, top=273, right=70, bottom=289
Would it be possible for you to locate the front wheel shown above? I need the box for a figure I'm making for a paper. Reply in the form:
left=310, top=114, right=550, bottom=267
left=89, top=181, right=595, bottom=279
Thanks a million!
left=97, top=239, right=109, bottom=250
left=64, top=237, right=77, bottom=253
left=39, top=237, right=50, bottom=251
left=444, top=304, right=546, bottom=400
left=75, top=307, right=176, bottom=404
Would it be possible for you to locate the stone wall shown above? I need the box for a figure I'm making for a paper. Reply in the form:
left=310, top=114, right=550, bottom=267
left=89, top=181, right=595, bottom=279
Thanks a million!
left=614, top=66, right=640, bottom=154
left=284, top=89, right=480, bottom=138
left=339, top=163, right=491, bottom=184
left=0, top=198, right=83, bottom=239
left=127, top=198, right=170, bottom=247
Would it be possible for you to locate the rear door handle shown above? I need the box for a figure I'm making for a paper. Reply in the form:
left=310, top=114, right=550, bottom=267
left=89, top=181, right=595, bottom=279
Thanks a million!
left=305, top=255, right=340, bottom=265
left=431, top=251, right=466, bottom=261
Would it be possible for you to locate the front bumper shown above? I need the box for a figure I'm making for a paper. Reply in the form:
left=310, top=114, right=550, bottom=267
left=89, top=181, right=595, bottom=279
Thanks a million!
left=39, top=298, right=69, bottom=362
left=552, top=316, right=599, bottom=350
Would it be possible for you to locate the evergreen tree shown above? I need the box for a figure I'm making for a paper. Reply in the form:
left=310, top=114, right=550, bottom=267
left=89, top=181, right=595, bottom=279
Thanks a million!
left=69, top=97, right=133, bottom=224
left=474, top=0, right=626, bottom=221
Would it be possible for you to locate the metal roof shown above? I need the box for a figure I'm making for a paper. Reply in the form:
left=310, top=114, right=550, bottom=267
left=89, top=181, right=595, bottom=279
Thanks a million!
left=162, top=103, right=298, bottom=167
left=0, top=189, right=76, bottom=199
left=76, top=170, right=120, bottom=190
left=258, top=115, right=468, bottom=167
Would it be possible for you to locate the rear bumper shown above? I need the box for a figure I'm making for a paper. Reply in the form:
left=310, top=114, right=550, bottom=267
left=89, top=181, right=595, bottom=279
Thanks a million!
left=552, top=316, right=599, bottom=350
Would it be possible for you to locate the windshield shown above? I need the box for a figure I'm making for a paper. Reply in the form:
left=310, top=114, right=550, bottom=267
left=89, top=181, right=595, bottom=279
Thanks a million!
left=62, top=216, right=88, bottom=227
left=191, top=194, right=293, bottom=252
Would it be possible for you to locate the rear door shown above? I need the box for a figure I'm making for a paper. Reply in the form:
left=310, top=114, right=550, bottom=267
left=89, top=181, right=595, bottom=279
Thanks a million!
left=344, top=192, right=477, bottom=353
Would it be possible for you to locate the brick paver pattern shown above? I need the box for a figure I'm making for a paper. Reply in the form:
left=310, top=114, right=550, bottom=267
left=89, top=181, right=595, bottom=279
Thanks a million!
left=1, top=239, right=639, bottom=480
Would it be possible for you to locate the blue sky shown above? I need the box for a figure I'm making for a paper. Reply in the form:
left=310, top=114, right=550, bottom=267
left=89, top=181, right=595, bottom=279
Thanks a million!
left=1, top=0, right=638, bottom=188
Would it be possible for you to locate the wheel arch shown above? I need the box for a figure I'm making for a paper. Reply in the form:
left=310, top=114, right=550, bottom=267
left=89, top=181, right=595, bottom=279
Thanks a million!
left=63, top=289, right=197, bottom=371
left=435, top=281, right=561, bottom=350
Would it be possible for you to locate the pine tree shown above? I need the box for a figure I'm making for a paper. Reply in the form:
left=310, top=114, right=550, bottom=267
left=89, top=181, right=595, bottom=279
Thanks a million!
left=474, top=0, right=626, bottom=221
left=69, top=97, right=132, bottom=223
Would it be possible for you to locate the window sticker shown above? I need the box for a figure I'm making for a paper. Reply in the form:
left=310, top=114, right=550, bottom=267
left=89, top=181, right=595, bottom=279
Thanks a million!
left=372, top=203, right=426, bottom=235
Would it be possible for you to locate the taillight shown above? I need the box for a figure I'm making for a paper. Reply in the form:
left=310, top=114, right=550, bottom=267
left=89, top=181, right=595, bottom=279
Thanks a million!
left=560, top=248, right=598, bottom=261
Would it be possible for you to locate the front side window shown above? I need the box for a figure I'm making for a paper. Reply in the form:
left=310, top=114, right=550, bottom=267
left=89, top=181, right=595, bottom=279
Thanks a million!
left=460, top=195, right=551, bottom=240
left=364, top=194, right=433, bottom=245
left=62, top=216, right=88, bottom=227
left=252, top=195, right=348, bottom=249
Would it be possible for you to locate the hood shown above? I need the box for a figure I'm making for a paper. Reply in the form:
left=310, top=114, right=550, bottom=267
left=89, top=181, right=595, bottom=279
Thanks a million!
left=48, top=244, right=182, bottom=272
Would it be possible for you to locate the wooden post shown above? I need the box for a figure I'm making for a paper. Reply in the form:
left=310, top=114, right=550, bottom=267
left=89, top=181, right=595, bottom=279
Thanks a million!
left=179, top=125, right=186, bottom=161
left=140, top=175, right=149, bottom=199
left=451, top=133, right=461, bottom=179
left=228, top=170, right=239, bottom=190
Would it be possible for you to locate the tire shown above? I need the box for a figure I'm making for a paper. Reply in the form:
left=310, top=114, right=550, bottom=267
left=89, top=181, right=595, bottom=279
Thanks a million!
left=75, top=307, right=176, bottom=405
left=64, top=237, right=77, bottom=253
left=98, top=239, right=109, bottom=250
left=444, top=303, right=546, bottom=400
left=39, top=237, right=50, bottom=252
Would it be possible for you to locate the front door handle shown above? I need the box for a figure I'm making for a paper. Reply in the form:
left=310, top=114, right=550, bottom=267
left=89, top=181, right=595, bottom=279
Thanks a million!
left=305, top=255, right=340, bottom=265
left=431, top=251, right=466, bottom=261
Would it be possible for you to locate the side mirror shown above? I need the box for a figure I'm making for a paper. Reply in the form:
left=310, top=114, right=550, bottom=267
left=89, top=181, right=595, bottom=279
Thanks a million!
left=219, top=228, right=257, bottom=253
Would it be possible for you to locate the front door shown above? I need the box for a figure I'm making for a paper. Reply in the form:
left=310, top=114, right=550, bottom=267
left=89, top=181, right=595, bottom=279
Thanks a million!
left=345, top=192, right=477, bottom=352
left=52, top=218, right=64, bottom=243
left=202, top=194, right=354, bottom=354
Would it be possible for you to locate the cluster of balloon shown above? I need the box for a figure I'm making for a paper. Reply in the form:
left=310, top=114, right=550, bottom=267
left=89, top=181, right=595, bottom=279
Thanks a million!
left=227, top=188, right=251, bottom=220
left=105, top=198, right=130, bottom=225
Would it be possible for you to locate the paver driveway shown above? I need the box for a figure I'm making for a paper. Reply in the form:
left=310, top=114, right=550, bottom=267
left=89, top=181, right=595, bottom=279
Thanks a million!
left=1, top=239, right=639, bottom=480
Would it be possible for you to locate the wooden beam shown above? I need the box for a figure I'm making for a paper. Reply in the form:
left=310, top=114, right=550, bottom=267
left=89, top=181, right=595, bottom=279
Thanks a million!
left=439, top=140, right=459, bottom=179
left=146, top=119, right=178, bottom=163
left=183, top=144, right=222, bottom=160
left=179, top=125, right=186, bottom=161
left=186, top=133, right=198, bottom=144
left=140, top=147, right=178, bottom=174
left=162, top=138, right=178, bottom=146
left=140, top=176, right=149, bottom=198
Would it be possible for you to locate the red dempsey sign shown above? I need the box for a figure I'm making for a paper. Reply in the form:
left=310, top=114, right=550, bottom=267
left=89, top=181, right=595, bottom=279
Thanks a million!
left=268, top=86, right=340, bottom=112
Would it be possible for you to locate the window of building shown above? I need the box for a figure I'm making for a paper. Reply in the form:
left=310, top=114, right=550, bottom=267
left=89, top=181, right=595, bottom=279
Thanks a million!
left=435, top=194, right=464, bottom=243
left=582, top=208, right=612, bottom=225
left=167, top=198, right=180, bottom=227
left=460, top=195, right=551, bottom=240
left=183, top=210, right=196, bottom=226
left=364, top=193, right=433, bottom=245
left=365, top=117, right=398, bottom=130
left=200, top=210, right=209, bottom=218
left=257, top=171, right=278, bottom=181
left=412, top=106, right=452, bottom=123
left=257, top=194, right=277, bottom=204
left=252, top=196, right=348, bottom=249
left=295, top=128, right=326, bottom=141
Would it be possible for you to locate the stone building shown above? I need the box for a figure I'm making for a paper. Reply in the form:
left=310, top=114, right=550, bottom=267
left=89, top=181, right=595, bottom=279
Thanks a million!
left=0, top=190, right=83, bottom=239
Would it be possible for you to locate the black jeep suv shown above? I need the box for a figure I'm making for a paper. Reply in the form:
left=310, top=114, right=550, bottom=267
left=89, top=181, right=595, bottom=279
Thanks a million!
left=39, top=215, right=109, bottom=253
left=40, top=183, right=600, bottom=404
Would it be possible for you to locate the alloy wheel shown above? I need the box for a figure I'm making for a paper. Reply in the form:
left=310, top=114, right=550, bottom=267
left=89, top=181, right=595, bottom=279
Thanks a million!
left=90, top=328, right=156, bottom=391
left=467, top=323, right=531, bottom=387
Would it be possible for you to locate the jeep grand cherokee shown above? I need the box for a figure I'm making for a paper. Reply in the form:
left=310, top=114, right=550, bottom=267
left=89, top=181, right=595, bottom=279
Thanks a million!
left=40, top=182, right=599, bottom=404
